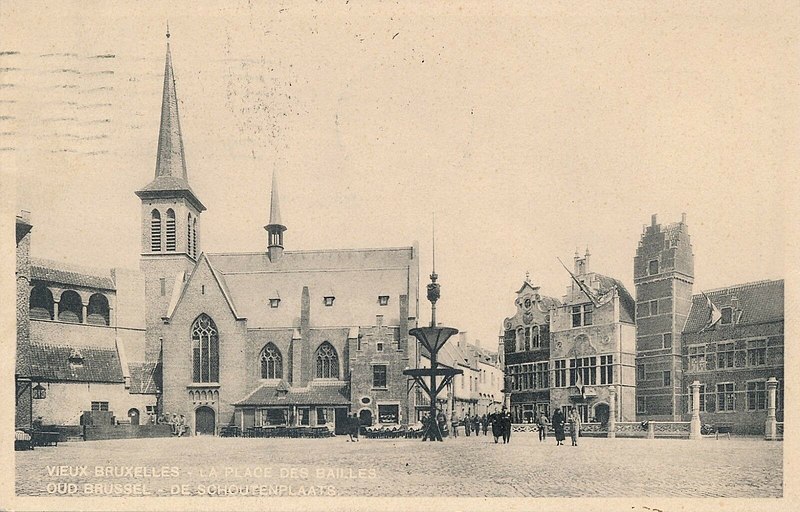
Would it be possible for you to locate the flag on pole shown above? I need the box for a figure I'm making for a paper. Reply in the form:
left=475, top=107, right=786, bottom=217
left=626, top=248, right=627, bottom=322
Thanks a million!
left=574, top=371, right=585, bottom=399
left=699, top=291, right=722, bottom=332
left=557, top=257, right=616, bottom=308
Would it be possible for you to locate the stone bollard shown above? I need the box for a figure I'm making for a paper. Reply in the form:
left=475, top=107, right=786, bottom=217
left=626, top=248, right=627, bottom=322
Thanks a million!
left=765, top=377, right=778, bottom=441
left=607, top=386, right=616, bottom=439
left=689, top=380, right=702, bottom=440
left=647, top=421, right=655, bottom=439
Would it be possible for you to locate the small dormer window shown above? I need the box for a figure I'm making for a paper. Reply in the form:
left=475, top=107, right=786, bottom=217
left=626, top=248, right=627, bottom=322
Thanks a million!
left=376, top=341, right=384, bottom=352
left=32, top=384, right=46, bottom=400
left=269, top=298, right=281, bottom=308
left=720, top=307, right=733, bottom=325
left=648, top=260, right=659, bottom=275
left=68, top=349, right=84, bottom=366
left=378, top=295, right=390, bottom=306
left=323, top=296, right=335, bottom=307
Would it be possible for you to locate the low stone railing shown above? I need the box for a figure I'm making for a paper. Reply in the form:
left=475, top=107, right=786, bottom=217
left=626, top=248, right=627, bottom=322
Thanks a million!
left=511, top=421, right=691, bottom=439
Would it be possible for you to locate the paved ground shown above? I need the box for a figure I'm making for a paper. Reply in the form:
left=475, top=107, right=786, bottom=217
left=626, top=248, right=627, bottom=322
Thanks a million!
left=16, top=433, right=782, bottom=498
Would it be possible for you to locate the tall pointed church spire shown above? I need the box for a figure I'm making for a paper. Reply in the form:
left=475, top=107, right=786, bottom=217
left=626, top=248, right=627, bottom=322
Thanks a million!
left=265, top=171, right=287, bottom=261
left=136, top=29, right=205, bottom=212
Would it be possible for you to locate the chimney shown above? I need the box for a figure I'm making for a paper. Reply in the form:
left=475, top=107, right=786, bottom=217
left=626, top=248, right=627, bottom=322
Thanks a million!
left=651, top=214, right=658, bottom=227
left=681, top=212, right=687, bottom=225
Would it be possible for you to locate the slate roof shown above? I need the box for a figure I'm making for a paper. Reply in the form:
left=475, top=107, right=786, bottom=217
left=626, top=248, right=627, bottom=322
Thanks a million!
left=128, top=362, right=161, bottom=394
left=204, top=247, right=416, bottom=329
left=683, top=279, right=783, bottom=333
left=29, top=343, right=124, bottom=383
left=594, top=274, right=636, bottom=324
left=31, top=258, right=115, bottom=291
left=234, top=381, right=351, bottom=406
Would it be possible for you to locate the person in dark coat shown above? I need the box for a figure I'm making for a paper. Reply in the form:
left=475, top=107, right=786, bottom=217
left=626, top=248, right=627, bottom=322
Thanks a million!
left=490, top=412, right=502, bottom=443
left=463, top=413, right=471, bottom=436
left=552, top=408, right=566, bottom=445
left=501, top=411, right=512, bottom=444
left=347, top=413, right=360, bottom=442
left=481, top=414, right=488, bottom=436
left=472, top=415, right=480, bottom=438
left=536, top=411, right=549, bottom=442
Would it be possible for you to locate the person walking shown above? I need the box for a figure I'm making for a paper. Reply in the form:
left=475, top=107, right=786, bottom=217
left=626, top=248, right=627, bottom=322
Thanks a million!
left=472, top=415, right=480, bottom=439
left=463, top=413, right=471, bottom=437
left=490, top=412, right=501, bottom=443
left=481, top=414, right=488, bottom=436
left=568, top=407, right=581, bottom=446
left=536, top=411, right=549, bottom=442
left=347, top=413, right=360, bottom=442
left=501, top=411, right=512, bottom=444
left=451, top=412, right=459, bottom=438
left=552, top=408, right=566, bottom=446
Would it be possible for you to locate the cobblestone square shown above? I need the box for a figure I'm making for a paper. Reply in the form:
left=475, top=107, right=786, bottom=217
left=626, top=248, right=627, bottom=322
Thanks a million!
left=16, top=433, right=782, bottom=498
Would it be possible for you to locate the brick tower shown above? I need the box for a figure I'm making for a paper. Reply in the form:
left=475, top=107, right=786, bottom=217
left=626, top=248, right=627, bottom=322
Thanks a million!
left=135, top=30, right=206, bottom=361
left=633, top=214, right=693, bottom=420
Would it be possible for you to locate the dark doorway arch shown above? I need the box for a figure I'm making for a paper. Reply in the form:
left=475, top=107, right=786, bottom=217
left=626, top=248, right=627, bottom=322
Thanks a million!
left=195, top=406, right=215, bottom=435
left=128, top=408, right=140, bottom=426
left=358, top=408, right=373, bottom=427
left=595, top=403, right=610, bottom=426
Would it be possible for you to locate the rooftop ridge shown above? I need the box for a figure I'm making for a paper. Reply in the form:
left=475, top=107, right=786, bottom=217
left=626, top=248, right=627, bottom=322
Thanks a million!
left=206, top=246, right=414, bottom=257
left=694, top=279, right=783, bottom=297
left=31, top=257, right=113, bottom=279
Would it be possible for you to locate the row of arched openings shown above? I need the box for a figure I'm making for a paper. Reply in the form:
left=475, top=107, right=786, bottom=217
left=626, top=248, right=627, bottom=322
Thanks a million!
left=30, top=285, right=110, bottom=325
left=150, top=209, right=197, bottom=258
left=190, top=314, right=341, bottom=383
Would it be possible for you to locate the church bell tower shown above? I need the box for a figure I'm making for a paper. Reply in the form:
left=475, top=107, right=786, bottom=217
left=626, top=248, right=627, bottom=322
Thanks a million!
left=135, top=29, right=206, bottom=360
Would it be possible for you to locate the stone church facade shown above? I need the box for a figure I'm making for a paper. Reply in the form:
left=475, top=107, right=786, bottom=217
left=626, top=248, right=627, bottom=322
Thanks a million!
left=15, top=37, right=420, bottom=435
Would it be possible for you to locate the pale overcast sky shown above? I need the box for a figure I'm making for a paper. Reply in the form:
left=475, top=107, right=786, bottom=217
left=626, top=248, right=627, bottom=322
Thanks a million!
left=3, top=1, right=795, bottom=349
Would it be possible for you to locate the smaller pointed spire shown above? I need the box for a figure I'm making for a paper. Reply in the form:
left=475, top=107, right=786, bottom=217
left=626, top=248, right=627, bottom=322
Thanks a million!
left=265, top=170, right=287, bottom=261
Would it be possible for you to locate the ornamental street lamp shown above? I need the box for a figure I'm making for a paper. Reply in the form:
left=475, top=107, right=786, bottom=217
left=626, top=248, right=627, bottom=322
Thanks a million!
left=403, top=239, right=462, bottom=442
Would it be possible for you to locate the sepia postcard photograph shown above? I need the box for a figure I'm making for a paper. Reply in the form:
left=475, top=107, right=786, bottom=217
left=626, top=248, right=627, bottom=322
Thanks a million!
left=1, top=1, right=797, bottom=511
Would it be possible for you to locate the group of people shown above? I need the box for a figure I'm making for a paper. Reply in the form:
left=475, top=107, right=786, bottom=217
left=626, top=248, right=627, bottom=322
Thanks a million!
left=547, top=407, right=581, bottom=446
left=159, top=413, right=188, bottom=437
left=452, top=413, right=491, bottom=438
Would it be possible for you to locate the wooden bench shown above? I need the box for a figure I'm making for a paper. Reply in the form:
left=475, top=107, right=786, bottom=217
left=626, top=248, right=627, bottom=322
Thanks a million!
left=715, top=423, right=733, bottom=439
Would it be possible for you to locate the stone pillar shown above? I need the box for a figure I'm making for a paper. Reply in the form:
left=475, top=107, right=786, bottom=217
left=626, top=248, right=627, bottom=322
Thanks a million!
left=765, top=377, right=778, bottom=441
left=81, top=302, right=88, bottom=324
left=689, top=380, right=702, bottom=439
left=647, top=420, right=655, bottom=439
left=607, top=386, right=616, bottom=439
left=53, top=300, right=59, bottom=321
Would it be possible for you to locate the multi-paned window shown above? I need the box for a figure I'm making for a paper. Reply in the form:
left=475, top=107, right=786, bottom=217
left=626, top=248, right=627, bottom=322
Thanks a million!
left=378, top=404, right=399, bottom=424
left=569, top=356, right=597, bottom=386
left=716, top=342, right=735, bottom=369
left=637, top=364, right=645, bottom=382
left=534, top=362, right=549, bottom=389
left=572, top=304, right=594, bottom=327
left=636, top=395, right=646, bottom=414
left=260, top=343, right=283, bottom=379
left=687, top=345, right=707, bottom=372
left=716, top=382, right=735, bottom=412
left=599, top=355, right=613, bottom=384
left=648, top=259, right=659, bottom=275
left=747, top=339, right=767, bottom=367
left=663, top=370, right=671, bottom=387
left=315, top=342, right=339, bottom=379
left=91, top=401, right=109, bottom=411
left=663, top=333, right=672, bottom=348
left=554, top=359, right=567, bottom=388
left=372, top=364, right=387, bottom=388
left=746, top=381, right=767, bottom=411
left=192, top=314, right=219, bottom=383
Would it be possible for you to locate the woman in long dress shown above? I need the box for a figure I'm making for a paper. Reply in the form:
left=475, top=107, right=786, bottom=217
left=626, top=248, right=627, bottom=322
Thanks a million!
left=552, top=408, right=566, bottom=445
left=568, top=408, right=581, bottom=446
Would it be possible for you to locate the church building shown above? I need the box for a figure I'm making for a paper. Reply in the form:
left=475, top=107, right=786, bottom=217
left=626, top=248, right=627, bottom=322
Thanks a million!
left=137, top=37, right=420, bottom=435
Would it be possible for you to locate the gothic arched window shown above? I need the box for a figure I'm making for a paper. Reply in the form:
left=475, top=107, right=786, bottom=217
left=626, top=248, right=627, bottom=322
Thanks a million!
left=165, top=209, right=176, bottom=252
left=150, top=209, right=162, bottom=252
left=187, top=213, right=193, bottom=257
left=192, top=217, right=198, bottom=258
left=315, top=342, right=339, bottom=379
left=260, top=343, right=283, bottom=379
left=192, top=314, right=219, bottom=383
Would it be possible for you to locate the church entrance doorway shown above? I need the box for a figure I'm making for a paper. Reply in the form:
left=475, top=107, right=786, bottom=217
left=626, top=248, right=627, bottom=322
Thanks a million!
left=195, top=406, right=215, bottom=435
